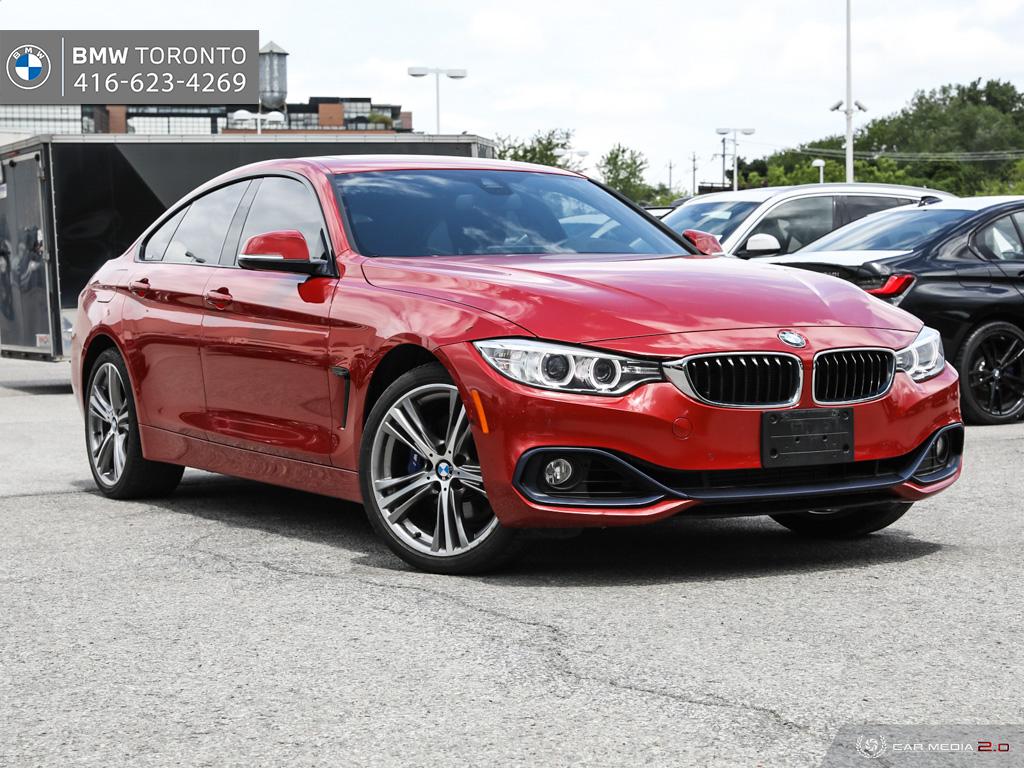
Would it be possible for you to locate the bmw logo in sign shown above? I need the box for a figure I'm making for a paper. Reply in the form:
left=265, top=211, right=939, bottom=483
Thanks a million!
left=6, top=44, right=51, bottom=90
left=778, top=330, right=807, bottom=348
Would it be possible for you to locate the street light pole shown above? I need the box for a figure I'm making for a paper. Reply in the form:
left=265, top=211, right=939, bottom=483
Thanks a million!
left=812, top=158, right=826, bottom=184
left=829, top=1, right=867, bottom=184
left=716, top=128, right=755, bottom=191
left=845, top=0, right=854, bottom=182
left=408, top=66, right=468, bottom=135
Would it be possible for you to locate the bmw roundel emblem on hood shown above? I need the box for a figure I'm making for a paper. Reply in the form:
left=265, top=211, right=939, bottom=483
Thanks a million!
left=778, top=330, right=807, bottom=348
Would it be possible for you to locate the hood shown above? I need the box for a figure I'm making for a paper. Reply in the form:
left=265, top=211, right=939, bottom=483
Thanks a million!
left=361, top=254, right=921, bottom=343
left=764, top=250, right=911, bottom=267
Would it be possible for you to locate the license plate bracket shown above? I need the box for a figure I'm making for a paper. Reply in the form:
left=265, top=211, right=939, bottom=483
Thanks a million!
left=761, top=408, right=854, bottom=468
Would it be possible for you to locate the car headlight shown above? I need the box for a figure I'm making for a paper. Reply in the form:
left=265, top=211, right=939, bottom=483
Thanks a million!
left=895, top=326, right=945, bottom=382
left=473, top=339, right=663, bottom=395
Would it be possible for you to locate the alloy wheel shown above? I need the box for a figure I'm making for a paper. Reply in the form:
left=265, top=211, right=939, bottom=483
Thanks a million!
left=87, top=362, right=131, bottom=487
left=369, top=383, right=497, bottom=557
left=967, top=330, right=1024, bottom=418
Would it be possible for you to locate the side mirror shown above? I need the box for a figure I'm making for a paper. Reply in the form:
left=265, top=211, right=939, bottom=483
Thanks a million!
left=682, top=228, right=725, bottom=256
left=743, top=233, right=782, bottom=257
left=238, top=230, right=325, bottom=275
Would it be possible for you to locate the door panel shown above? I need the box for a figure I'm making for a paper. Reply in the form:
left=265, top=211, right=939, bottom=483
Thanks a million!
left=122, top=262, right=215, bottom=437
left=123, top=180, right=250, bottom=437
left=200, top=175, right=338, bottom=464
left=200, top=272, right=338, bottom=463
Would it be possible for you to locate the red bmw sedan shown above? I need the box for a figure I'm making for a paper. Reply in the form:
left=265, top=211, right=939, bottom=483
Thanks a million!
left=71, top=156, right=963, bottom=573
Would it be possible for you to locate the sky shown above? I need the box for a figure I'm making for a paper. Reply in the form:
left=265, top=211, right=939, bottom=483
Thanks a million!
left=3, top=0, right=1024, bottom=190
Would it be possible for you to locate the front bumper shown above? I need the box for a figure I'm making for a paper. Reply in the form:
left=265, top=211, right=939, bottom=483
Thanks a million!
left=439, top=327, right=963, bottom=528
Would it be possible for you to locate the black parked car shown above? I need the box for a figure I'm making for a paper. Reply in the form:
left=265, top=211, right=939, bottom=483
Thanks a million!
left=767, top=197, right=1024, bottom=425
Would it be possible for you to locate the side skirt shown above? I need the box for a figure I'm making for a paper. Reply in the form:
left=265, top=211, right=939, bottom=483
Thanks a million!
left=139, top=425, right=363, bottom=504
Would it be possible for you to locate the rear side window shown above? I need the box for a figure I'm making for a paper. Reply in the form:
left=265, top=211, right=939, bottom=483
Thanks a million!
left=238, top=177, right=327, bottom=262
left=743, top=196, right=835, bottom=254
left=975, top=215, right=1024, bottom=261
left=142, top=208, right=187, bottom=261
left=843, top=195, right=907, bottom=223
left=163, top=183, right=247, bottom=265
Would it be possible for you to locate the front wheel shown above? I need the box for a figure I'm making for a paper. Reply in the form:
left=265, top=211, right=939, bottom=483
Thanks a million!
left=771, top=501, right=912, bottom=538
left=359, top=363, right=521, bottom=574
left=85, top=348, right=184, bottom=499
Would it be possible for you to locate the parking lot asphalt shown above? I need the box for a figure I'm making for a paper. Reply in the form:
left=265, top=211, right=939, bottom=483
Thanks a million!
left=0, top=357, right=1021, bottom=768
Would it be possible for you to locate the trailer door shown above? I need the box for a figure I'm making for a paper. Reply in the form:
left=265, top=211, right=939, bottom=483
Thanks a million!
left=0, top=152, right=57, bottom=358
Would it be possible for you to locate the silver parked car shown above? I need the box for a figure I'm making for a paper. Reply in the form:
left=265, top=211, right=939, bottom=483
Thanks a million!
left=661, top=183, right=954, bottom=257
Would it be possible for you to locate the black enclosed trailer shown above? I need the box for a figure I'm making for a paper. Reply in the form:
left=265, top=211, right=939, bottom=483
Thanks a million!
left=0, top=132, right=495, bottom=360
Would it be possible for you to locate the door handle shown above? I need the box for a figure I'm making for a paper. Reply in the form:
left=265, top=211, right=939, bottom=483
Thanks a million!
left=128, top=277, right=150, bottom=296
left=204, top=287, right=232, bottom=309
left=1017, top=269, right=1024, bottom=278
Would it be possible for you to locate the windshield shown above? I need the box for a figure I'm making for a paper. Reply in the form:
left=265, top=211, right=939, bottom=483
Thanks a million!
left=662, top=199, right=760, bottom=240
left=332, top=170, right=683, bottom=257
left=801, top=208, right=973, bottom=252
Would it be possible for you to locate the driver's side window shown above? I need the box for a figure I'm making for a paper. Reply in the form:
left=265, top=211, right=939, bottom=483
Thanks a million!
left=743, top=196, right=836, bottom=255
left=975, top=215, right=1024, bottom=261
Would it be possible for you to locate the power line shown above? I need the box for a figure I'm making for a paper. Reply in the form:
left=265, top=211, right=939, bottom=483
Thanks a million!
left=741, top=138, right=1024, bottom=163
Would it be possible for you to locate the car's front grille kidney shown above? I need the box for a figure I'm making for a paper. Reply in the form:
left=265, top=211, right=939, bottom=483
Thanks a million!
left=668, top=353, right=802, bottom=407
left=813, top=349, right=895, bottom=403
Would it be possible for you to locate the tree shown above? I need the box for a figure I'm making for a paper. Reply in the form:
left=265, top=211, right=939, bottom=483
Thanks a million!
left=597, top=144, right=651, bottom=202
left=495, top=129, right=582, bottom=170
left=736, top=79, right=1024, bottom=196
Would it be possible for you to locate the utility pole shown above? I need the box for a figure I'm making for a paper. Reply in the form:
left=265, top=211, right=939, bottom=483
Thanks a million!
left=720, top=136, right=727, bottom=186
left=690, top=152, right=698, bottom=196
left=667, top=160, right=674, bottom=191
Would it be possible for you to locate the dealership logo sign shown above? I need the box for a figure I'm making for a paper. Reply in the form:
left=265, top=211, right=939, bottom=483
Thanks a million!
left=778, top=330, right=807, bottom=348
left=6, top=44, right=51, bottom=90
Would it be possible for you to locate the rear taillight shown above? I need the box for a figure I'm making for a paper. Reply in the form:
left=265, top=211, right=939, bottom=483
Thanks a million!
left=865, top=273, right=915, bottom=300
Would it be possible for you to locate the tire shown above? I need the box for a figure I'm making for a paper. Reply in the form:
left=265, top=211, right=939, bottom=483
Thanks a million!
left=771, top=501, right=912, bottom=538
left=955, top=321, right=1024, bottom=425
left=85, top=348, right=184, bottom=499
left=359, top=362, right=522, bottom=574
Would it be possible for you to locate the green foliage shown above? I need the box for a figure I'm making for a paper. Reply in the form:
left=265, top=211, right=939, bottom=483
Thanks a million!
left=739, top=79, right=1024, bottom=196
left=597, top=144, right=652, bottom=203
left=495, top=129, right=582, bottom=170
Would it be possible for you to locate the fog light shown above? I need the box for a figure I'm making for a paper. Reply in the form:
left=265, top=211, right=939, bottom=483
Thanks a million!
left=934, top=434, right=949, bottom=464
left=543, top=458, right=574, bottom=488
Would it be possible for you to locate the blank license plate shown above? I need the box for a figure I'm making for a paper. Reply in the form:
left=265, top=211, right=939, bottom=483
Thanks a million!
left=761, top=408, right=854, bottom=468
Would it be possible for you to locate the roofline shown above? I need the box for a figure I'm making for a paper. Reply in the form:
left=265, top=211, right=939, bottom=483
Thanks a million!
left=695, top=182, right=955, bottom=202
left=0, top=132, right=496, bottom=154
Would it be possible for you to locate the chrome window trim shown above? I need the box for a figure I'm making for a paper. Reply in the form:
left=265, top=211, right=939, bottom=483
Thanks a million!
left=663, top=351, right=804, bottom=409
left=811, top=346, right=897, bottom=405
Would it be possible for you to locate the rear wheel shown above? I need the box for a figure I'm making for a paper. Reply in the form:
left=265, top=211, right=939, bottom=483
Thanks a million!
left=771, top=501, right=912, bottom=538
left=955, top=321, right=1024, bottom=424
left=360, top=363, right=521, bottom=574
left=85, top=348, right=184, bottom=499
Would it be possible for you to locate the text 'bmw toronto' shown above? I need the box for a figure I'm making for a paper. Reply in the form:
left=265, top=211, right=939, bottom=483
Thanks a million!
left=71, top=156, right=964, bottom=573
